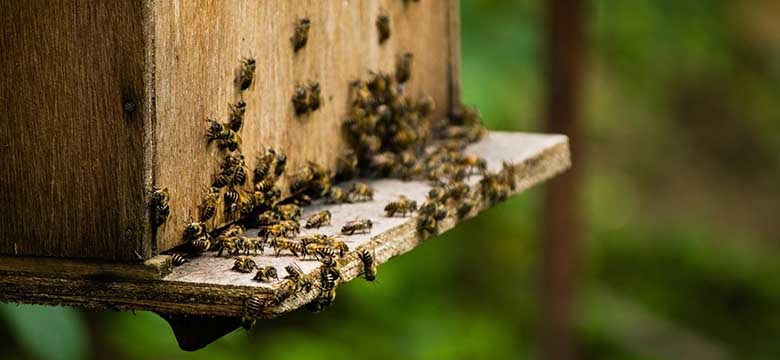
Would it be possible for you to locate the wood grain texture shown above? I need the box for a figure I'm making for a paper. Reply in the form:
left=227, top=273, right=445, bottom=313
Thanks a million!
left=0, top=0, right=148, bottom=260
left=0, top=132, right=570, bottom=317
left=152, top=0, right=455, bottom=254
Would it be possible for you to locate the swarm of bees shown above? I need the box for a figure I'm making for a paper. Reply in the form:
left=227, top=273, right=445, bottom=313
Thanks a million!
left=162, top=22, right=503, bottom=324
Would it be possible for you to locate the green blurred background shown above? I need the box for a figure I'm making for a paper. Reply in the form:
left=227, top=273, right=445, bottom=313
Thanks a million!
left=2, top=0, right=779, bottom=359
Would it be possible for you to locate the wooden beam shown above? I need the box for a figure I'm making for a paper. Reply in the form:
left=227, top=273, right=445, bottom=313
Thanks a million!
left=542, top=0, right=586, bottom=359
left=0, top=131, right=570, bottom=318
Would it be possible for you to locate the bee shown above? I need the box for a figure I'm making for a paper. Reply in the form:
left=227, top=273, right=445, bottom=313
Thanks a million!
left=291, top=17, right=311, bottom=52
left=416, top=95, right=436, bottom=118
left=277, top=204, right=303, bottom=221
left=306, top=287, right=337, bottom=313
left=457, top=199, right=476, bottom=219
left=199, top=187, right=220, bottom=222
left=222, top=223, right=245, bottom=237
left=384, top=195, right=418, bottom=217
left=429, top=181, right=469, bottom=203
left=223, top=187, right=241, bottom=208
left=190, top=235, right=212, bottom=252
left=233, top=256, right=257, bottom=273
left=273, top=239, right=302, bottom=257
left=150, top=187, right=170, bottom=227
left=376, top=15, right=390, bottom=44
left=341, top=219, right=373, bottom=235
left=236, top=57, right=256, bottom=91
left=501, top=161, right=517, bottom=190
left=480, top=173, right=510, bottom=204
left=218, top=129, right=242, bottom=152
left=336, top=150, right=358, bottom=180
left=205, top=118, right=228, bottom=142
left=241, top=236, right=265, bottom=255
left=325, top=186, right=348, bottom=204
left=348, top=182, right=374, bottom=202
left=254, top=176, right=277, bottom=193
left=273, top=151, right=287, bottom=178
left=242, top=295, right=264, bottom=329
left=457, top=154, right=487, bottom=175
left=307, top=81, right=322, bottom=111
left=395, top=52, right=413, bottom=84
left=331, top=241, right=349, bottom=257
left=357, top=249, right=377, bottom=281
left=278, top=220, right=301, bottom=237
left=228, top=100, right=247, bottom=132
left=256, top=210, right=280, bottom=225
left=216, top=235, right=242, bottom=257
left=290, top=164, right=315, bottom=194
left=183, top=216, right=208, bottom=240
left=171, top=253, right=189, bottom=266
left=419, top=201, right=448, bottom=221
left=292, top=85, right=309, bottom=115
left=417, top=215, right=438, bottom=235
left=254, top=266, right=279, bottom=282
left=285, top=263, right=312, bottom=292
left=307, top=243, right=335, bottom=260
left=319, top=255, right=341, bottom=280
left=274, top=279, right=297, bottom=304
left=305, top=210, right=331, bottom=229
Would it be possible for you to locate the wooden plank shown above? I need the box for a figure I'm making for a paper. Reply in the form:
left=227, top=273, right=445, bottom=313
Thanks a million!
left=152, top=0, right=455, bottom=254
left=0, top=255, right=171, bottom=281
left=0, top=0, right=148, bottom=260
left=0, top=131, right=570, bottom=317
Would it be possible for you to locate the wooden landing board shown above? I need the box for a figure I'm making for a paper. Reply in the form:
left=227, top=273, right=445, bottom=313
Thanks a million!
left=0, top=132, right=570, bottom=317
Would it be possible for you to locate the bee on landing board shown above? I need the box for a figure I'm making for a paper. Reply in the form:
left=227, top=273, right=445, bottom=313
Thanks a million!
left=254, top=266, right=279, bottom=282
left=384, top=195, right=418, bottom=217
left=358, top=249, right=377, bottom=282
left=341, top=219, right=373, bottom=235
left=233, top=256, right=257, bottom=273
left=305, top=210, right=331, bottom=229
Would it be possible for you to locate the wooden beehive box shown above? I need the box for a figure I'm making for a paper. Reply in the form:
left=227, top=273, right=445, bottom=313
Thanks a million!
left=0, top=0, right=459, bottom=261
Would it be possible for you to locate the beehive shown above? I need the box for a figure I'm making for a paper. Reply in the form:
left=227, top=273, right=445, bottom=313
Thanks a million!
left=0, top=0, right=460, bottom=260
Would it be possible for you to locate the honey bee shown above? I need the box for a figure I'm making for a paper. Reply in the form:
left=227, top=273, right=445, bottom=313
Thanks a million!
left=331, top=241, right=349, bottom=257
left=216, top=235, right=242, bottom=257
left=254, top=266, right=279, bottom=282
left=273, top=239, right=303, bottom=257
left=218, top=129, right=242, bottom=152
left=307, top=81, right=322, bottom=111
left=307, top=243, right=334, bottom=260
left=384, top=195, right=418, bottom=217
left=236, top=57, right=256, bottom=91
left=285, top=263, right=312, bottom=292
left=242, top=295, right=264, bottom=329
left=228, top=100, right=247, bottom=132
left=278, top=219, right=301, bottom=237
left=292, top=85, right=309, bottom=115
left=150, top=187, right=170, bottom=227
left=419, top=201, right=448, bottom=221
left=273, top=151, right=287, bottom=178
left=291, top=17, right=311, bottom=52
left=274, top=279, right=297, bottom=304
left=256, top=210, right=280, bottom=225
left=171, top=253, right=189, bottom=266
left=348, top=182, right=374, bottom=202
left=457, top=154, right=488, bottom=175
left=325, top=186, right=348, bottom=204
left=376, top=15, right=390, bottom=44
left=319, top=255, right=341, bottom=280
left=241, top=236, right=265, bottom=255
left=183, top=216, right=208, bottom=240
left=305, top=210, right=331, bottom=229
left=336, top=150, right=358, bottom=180
left=417, top=215, right=438, bottom=235
left=199, top=187, right=220, bottom=222
left=223, top=187, right=241, bottom=208
left=395, top=52, right=413, bottom=84
left=357, top=249, right=377, bottom=281
left=341, top=219, right=373, bottom=235
left=306, top=287, right=337, bottom=313
left=189, top=234, right=212, bottom=252
left=205, top=118, right=228, bottom=142
left=457, top=199, right=476, bottom=219
left=233, top=256, right=257, bottom=273
left=501, top=161, right=517, bottom=190
left=416, top=95, right=436, bottom=118
left=480, top=173, right=510, bottom=204
left=222, top=223, right=245, bottom=237
left=277, top=204, right=303, bottom=221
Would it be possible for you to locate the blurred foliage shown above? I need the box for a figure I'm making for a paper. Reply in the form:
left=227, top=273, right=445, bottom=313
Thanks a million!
left=2, top=0, right=779, bottom=359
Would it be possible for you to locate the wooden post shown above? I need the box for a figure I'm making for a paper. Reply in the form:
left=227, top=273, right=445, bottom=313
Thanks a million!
left=542, top=0, right=586, bottom=359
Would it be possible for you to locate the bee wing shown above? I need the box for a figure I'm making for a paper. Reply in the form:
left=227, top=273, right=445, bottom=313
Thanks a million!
left=288, top=262, right=304, bottom=276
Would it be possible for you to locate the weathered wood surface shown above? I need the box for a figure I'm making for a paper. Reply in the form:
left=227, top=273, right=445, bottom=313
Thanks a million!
left=152, top=0, right=456, bottom=254
left=0, top=132, right=570, bottom=317
left=0, top=0, right=149, bottom=260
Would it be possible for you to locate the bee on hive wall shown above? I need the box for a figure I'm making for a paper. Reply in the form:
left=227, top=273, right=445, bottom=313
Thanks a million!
left=236, top=57, right=256, bottom=91
left=291, top=17, right=311, bottom=52
left=150, top=187, right=170, bottom=227
left=376, top=14, right=391, bottom=44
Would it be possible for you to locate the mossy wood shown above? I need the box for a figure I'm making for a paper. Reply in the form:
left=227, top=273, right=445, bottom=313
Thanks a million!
left=0, top=0, right=459, bottom=260
left=0, top=132, right=570, bottom=317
